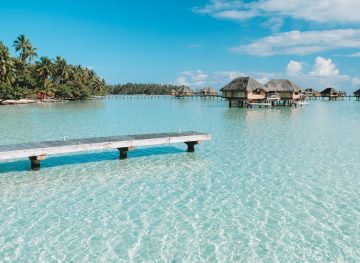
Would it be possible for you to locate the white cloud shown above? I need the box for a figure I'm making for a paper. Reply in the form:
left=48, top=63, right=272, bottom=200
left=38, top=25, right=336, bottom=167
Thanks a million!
left=230, top=29, right=360, bottom=56
left=176, top=76, right=188, bottom=86
left=213, top=71, right=277, bottom=84
left=215, top=10, right=259, bottom=20
left=346, top=52, right=360, bottom=57
left=285, top=57, right=351, bottom=90
left=310, top=56, right=339, bottom=76
left=352, top=77, right=360, bottom=85
left=213, top=71, right=246, bottom=81
left=194, top=0, right=360, bottom=24
left=260, top=17, right=284, bottom=32
left=175, top=56, right=358, bottom=92
left=287, top=60, right=303, bottom=76
left=176, top=70, right=209, bottom=87
left=177, top=70, right=278, bottom=88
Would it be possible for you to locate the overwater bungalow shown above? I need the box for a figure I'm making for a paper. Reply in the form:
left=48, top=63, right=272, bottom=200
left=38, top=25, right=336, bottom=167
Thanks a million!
left=200, top=87, right=217, bottom=96
left=320, top=87, right=339, bottom=100
left=305, top=88, right=320, bottom=97
left=264, top=79, right=302, bottom=105
left=176, top=86, right=193, bottom=97
left=170, top=89, right=178, bottom=96
left=220, top=77, right=268, bottom=107
left=338, top=90, right=347, bottom=99
left=354, top=89, right=360, bottom=101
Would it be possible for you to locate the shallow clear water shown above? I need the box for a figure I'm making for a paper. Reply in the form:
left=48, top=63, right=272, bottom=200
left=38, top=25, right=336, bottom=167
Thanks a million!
left=0, top=97, right=359, bottom=262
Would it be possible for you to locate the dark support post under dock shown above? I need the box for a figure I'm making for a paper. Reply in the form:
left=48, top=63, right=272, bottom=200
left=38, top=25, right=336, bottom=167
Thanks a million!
left=118, top=147, right=129, bottom=159
left=185, top=141, right=198, bottom=152
left=29, top=155, right=46, bottom=170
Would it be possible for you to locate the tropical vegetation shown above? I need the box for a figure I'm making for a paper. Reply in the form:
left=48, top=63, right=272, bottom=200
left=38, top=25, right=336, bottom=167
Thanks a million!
left=109, top=83, right=190, bottom=95
left=0, top=35, right=106, bottom=101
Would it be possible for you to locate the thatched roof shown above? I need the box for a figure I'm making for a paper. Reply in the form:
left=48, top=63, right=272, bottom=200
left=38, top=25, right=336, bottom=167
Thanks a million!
left=220, top=77, right=266, bottom=92
left=177, top=86, right=192, bottom=93
left=354, top=89, right=360, bottom=95
left=201, top=87, right=217, bottom=93
left=320, top=87, right=338, bottom=95
left=305, top=88, right=319, bottom=93
left=264, top=79, right=301, bottom=92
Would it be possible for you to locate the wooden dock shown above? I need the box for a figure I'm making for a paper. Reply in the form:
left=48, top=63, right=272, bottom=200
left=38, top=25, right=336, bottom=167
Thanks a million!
left=0, top=131, right=211, bottom=170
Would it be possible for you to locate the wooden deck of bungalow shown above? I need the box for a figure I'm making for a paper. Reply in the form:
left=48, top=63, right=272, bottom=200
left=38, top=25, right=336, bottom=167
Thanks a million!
left=309, top=95, right=357, bottom=101
left=0, top=131, right=211, bottom=170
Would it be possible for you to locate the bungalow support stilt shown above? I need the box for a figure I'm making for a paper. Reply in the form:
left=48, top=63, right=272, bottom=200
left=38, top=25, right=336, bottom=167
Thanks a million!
left=29, top=155, right=46, bottom=170
left=185, top=141, right=198, bottom=152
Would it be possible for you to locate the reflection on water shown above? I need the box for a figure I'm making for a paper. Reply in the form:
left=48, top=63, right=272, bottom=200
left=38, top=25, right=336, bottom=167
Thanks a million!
left=0, top=98, right=360, bottom=261
left=0, top=146, right=184, bottom=173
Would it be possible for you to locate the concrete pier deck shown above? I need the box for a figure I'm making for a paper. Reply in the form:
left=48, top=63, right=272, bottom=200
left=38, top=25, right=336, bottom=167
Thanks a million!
left=0, top=131, right=211, bottom=170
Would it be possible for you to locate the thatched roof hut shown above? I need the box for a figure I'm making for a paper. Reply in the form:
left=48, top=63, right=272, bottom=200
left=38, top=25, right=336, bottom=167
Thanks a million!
left=177, top=86, right=192, bottom=96
left=221, top=77, right=265, bottom=92
left=200, top=87, right=217, bottom=96
left=338, top=90, right=346, bottom=97
left=265, top=79, right=301, bottom=93
left=320, top=87, right=339, bottom=97
left=305, top=88, right=320, bottom=96
left=264, top=79, right=301, bottom=100
left=354, top=89, right=360, bottom=96
left=220, top=77, right=268, bottom=101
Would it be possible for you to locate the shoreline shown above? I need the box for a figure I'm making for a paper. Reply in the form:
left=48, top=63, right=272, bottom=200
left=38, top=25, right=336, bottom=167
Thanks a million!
left=0, top=98, right=65, bottom=105
left=0, top=96, right=107, bottom=105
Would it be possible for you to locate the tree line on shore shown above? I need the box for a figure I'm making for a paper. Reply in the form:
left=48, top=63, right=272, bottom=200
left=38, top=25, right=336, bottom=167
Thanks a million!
left=0, top=35, right=106, bottom=101
left=109, top=83, right=190, bottom=95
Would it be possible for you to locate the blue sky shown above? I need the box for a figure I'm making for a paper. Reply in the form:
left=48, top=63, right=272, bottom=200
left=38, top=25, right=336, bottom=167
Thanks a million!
left=1, top=0, right=360, bottom=91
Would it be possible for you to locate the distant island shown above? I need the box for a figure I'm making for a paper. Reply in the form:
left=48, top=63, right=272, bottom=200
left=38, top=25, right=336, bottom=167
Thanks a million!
left=108, top=83, right=190, bottom=95
left=0, top=35, right=106, bottom=103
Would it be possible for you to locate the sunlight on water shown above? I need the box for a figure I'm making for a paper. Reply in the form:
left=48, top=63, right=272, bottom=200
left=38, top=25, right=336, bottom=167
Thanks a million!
left=0, top=97, right=360, bottom=261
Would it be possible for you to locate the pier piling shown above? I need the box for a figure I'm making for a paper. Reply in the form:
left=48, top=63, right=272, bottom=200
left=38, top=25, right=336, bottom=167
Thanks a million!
left=118, top=147, right=129, bottom=159
left=185, top=141, right=198, bottom=152
left=29, top=155, right=46, bottom=170
left=0, top=132, right=211, bottom=170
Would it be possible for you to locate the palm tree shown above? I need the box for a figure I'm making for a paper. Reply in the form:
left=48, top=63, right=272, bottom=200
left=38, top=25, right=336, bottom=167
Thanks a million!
left=54, top=56, right=72, bottom=84
left=71, top=65, right=86, bottom=82
left=26, top=45, right=38, bottom=62
left=92, top=77, right=106, bottom=94
left=0, top=42, right=16, bottom=84
left=37, top=78, right=54, bottom=100
left=13, top=34, right=37, bottom=62
left=35, top=56, right=53, bottom=81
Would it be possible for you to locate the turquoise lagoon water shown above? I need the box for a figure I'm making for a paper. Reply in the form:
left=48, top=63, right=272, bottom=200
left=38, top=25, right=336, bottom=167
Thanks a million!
left=0, top=97, right=359, bottom=262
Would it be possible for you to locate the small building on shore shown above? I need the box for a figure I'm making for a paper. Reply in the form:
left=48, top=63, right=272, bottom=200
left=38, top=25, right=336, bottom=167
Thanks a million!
left=176, top=86, right=193, bottom=97
left=320, top=87, right=339, bottom=100
left=354, top=89, right=360, bottom=100
left=200, top=87, right=217, bottom=96
left=220, top=77, right=268, bottom=107
left=264, top=79, right=302, bottom=101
